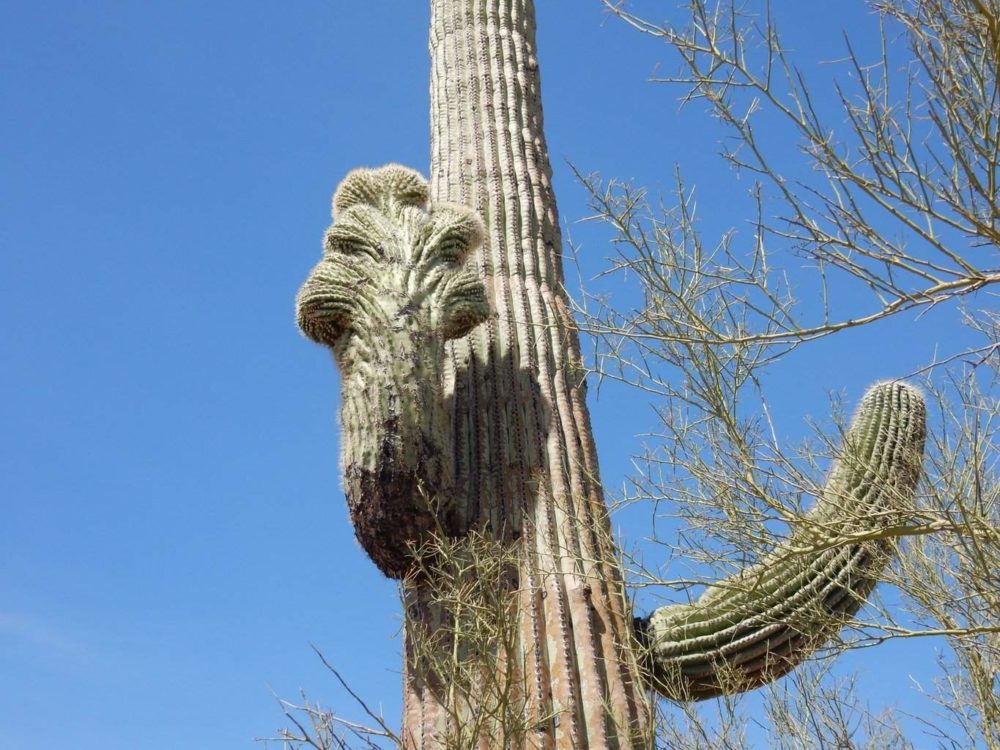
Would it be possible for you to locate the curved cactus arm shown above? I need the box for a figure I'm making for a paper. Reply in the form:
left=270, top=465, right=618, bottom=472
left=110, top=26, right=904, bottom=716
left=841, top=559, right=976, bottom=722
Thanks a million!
left=635, top=381, right=927, bottom=700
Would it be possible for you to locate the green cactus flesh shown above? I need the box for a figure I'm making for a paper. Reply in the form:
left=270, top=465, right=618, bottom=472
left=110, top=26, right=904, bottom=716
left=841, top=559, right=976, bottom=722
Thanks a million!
left=297, top=165, right=490, bottom=578
left=635, top=381, right=927, bottom=700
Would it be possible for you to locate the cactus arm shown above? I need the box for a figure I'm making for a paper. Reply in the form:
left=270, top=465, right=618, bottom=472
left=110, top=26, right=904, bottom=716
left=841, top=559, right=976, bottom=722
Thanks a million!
left=296, top=165, right=490, bottom=579
left=636, top=381, right=927, bottom=700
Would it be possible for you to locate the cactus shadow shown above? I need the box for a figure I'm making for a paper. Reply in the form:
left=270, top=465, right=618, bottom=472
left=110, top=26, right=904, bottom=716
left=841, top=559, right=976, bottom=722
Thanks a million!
left=445, top=345, right=553, bottom=541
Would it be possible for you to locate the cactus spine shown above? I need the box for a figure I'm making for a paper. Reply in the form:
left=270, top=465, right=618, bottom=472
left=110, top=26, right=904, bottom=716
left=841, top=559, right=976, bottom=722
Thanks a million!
left=297, top=2, right=927, bottom=748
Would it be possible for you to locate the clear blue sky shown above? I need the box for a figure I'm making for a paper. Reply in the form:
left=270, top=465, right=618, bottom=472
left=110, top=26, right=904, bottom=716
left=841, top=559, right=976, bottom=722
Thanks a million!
left=1, top=2, right=974, bottom=748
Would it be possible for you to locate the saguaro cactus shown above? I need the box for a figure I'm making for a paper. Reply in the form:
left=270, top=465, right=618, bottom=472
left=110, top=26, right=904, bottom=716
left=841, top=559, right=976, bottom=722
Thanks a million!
left=297, top=2, right=928, bottom=748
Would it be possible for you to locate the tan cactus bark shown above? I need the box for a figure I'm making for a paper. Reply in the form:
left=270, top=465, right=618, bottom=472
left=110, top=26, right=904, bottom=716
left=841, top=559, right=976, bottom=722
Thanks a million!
left=400, top=1, right=652, bottom=748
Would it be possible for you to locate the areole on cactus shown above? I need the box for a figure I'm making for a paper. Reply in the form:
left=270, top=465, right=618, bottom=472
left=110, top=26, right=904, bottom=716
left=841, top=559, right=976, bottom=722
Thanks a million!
left=296, top=1, right=929, bottom=747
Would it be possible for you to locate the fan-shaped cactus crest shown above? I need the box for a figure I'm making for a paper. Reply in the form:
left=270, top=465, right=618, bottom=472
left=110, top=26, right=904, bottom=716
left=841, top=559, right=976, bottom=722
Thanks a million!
left=298, top=164, right=489, bottom=578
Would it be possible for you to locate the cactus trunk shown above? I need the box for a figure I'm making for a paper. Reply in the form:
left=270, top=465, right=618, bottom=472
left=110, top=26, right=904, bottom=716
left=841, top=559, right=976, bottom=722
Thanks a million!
left=402, top=0, right=652, bottom=747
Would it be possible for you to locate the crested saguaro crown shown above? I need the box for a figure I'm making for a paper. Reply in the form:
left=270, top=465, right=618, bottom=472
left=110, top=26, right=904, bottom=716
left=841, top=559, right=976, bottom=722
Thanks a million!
left=297, top=165, right=490, bottom=578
